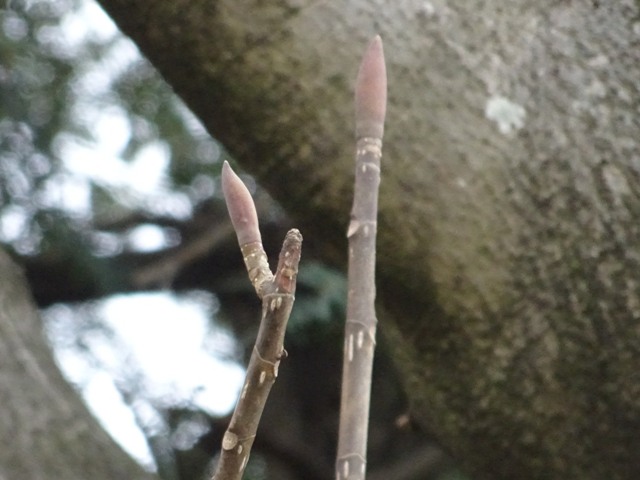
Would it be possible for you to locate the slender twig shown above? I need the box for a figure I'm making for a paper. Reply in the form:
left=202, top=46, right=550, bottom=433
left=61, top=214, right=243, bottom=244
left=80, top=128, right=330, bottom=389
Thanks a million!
left=336, top=35, right=387, bottom=480
left=213, top=161, right=302, bottom=480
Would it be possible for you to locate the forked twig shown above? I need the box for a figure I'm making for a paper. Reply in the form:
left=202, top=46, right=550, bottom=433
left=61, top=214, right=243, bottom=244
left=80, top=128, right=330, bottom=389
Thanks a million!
left=213, top=161, right=302, bottom=480
left=336, top=35, right=387, bottom=480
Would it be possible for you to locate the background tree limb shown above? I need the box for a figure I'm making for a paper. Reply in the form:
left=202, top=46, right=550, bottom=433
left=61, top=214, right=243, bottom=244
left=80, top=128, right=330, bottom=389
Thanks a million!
left=0, top=248, right=157, bottom=480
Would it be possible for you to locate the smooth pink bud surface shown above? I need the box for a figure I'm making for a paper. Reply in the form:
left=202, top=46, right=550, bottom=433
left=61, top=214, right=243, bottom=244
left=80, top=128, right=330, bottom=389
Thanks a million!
left=221, top=161, right=261, bottom=246
left=355, top=35, right=387, bottom=139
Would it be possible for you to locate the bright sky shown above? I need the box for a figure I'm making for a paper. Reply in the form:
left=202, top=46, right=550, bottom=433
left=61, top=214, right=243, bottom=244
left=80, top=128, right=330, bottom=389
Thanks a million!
left=44, top=293, right=245, bottom=469
left=36, top=0, right=246, bottom=471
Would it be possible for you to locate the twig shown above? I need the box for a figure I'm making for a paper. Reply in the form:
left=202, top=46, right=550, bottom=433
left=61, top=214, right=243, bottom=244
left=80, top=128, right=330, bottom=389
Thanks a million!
left=213, top=161, right=302, bottom=480
left=336, top=35, right=387, bottom=480
left=131, top=222, right=235, bottom=288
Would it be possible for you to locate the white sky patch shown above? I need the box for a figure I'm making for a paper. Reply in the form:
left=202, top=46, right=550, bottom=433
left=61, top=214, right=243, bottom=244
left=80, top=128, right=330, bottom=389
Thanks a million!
left=78, top=0, right=119, bottom=42
left=56, top=117, right=188, bottom=218
left=55, top=175, right=91, bottom=214
left=485, top=95, right=526, bottom=135
left=128, top=141, right=170, bottom=194
left=92, top=106, right=132, bottom=155
left=59, top=107, right=131, bottom=187
left=34, top=0, right=120, bottom=60
left=0, top=205, right=28, bottom=242
left=99, top=293, right=244, bottom=416
left=45, top=292, right=245, bottom=470
left=37, top=173, right=92, bottom=216
left=57, top=0, right=117, bottom=50
left=125, top=224, right=174, bottom=252
left=82, top=371, right=156, bottom=470
left=60, top=138, right=129, bottom=185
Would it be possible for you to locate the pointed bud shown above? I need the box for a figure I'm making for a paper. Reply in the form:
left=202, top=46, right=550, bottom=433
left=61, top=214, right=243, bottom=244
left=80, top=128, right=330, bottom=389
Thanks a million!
left=355, top=35, right=387, bottom=139
left=221, top=161, right=261, bottom=246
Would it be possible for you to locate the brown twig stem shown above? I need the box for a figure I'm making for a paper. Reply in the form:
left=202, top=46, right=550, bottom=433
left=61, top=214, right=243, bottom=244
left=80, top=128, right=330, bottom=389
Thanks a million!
left=213, top=161, right=302, bottom=480
left=336, top=35, right=387, bottom=480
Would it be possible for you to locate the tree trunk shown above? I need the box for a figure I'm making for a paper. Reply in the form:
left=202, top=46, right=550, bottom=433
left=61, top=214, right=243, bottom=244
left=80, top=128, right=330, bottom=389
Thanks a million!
left=0, top=248, right=157, bottom=480
left=96, top=1, right=640, bottom=478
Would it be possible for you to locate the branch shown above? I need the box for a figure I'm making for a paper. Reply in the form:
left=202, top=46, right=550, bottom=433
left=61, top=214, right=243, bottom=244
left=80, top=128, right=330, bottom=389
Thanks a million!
left=213, top=161, right=302, bottom=480
left=336, top=35, right=387, bottom=480
left=131, top=222, right=235, bottom=288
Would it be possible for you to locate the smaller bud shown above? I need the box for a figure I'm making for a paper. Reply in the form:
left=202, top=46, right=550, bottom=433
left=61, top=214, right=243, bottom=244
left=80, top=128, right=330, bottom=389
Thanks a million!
left=221, top=161, right=261, bottom=246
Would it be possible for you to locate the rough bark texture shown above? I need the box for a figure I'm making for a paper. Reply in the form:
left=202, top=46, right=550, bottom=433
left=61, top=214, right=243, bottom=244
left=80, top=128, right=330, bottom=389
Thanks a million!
left=0, top=248, right=157, bottom=480
left=95, top=1, right=640, bottom=478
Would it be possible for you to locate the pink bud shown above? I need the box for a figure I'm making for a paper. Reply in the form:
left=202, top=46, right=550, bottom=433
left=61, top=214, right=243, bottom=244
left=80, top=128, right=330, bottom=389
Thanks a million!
left=355, top=35, right=387, bottom=139
left=221, top=161, right=261, bottom=246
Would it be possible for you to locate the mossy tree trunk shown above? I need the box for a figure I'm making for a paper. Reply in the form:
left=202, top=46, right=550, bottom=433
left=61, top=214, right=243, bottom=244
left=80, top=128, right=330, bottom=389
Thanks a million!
left=96, top=1, right=640, bottom=478
left=0, top=248, right=157, bottom=479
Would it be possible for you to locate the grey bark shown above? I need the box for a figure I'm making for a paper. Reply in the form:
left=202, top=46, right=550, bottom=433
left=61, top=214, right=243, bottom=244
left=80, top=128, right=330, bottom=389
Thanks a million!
left=95, top=1, right=640, bottom=479
left=0, top=248, right=157, bottom=480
